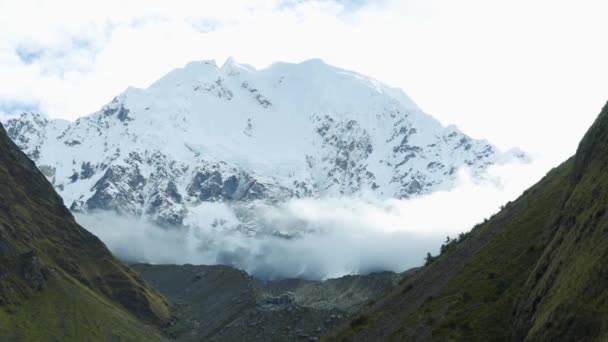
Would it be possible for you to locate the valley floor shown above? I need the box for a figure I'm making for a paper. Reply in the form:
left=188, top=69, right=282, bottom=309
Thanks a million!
left=132, top=264, right=408, bottom=341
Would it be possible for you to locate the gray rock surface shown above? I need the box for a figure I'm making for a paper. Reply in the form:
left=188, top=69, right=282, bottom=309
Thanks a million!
left=132, top=264, right=408, bottom=341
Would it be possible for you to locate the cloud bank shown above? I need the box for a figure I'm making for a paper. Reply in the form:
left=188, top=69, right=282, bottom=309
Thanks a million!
left=76, top=160, right=549, bottom=280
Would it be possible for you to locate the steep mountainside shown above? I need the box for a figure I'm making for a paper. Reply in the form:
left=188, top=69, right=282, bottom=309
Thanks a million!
left=329, top=102, right=608, bottom=341
left=4, top=59, right=526, bottom=230
left=132, top=263, right=405, bottom=341
left=0, top=123, right=170, bottom=340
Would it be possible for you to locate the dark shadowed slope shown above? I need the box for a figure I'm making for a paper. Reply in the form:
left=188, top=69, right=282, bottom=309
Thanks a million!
left=0, top=122, right=171, bottom=341
left=133, top=263, right=404, bottom=341
left=330, top=102, right=608, bottom=341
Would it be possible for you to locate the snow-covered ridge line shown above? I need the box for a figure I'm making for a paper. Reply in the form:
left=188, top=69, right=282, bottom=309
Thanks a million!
left=4, top=58, right=528, bottom=229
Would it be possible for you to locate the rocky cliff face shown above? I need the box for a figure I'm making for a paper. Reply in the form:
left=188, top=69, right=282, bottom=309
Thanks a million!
left=4, top=59, right=527, bottom=230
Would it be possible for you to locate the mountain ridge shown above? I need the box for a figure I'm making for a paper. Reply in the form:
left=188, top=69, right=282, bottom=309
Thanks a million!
left=4, top=59, right=528, bottom=233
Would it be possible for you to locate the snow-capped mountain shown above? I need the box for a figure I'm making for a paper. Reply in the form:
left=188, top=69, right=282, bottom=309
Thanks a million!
left=5, top=58, right=527, bottom=228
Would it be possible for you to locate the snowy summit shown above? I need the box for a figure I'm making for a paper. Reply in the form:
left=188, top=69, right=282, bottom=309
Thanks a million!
left=5, top=58, right=528, bottom=228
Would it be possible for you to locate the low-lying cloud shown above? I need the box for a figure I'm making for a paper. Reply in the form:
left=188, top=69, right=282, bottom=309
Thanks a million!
left=76, top=160, right=551, bottom=281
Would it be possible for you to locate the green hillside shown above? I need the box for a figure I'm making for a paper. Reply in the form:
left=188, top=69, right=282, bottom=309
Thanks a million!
left=331, top=102, right=608, bottom=341
left=0, top=122, right=171, bottom=341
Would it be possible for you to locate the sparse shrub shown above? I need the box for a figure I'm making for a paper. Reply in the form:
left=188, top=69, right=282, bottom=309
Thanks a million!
left=425, top=252, right=436, bottom=266
left=439, top=232, right=471, bottom=256
left=350, top=315, right=369, bottom=328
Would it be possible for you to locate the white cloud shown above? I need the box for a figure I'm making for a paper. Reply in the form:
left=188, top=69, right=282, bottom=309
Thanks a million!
left=1, top=0, right=606, bottom=164
left=75, top=159, right=550, bottom=280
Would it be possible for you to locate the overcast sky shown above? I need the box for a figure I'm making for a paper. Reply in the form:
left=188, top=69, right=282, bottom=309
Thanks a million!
left=1, top=0, right=607, bottom=166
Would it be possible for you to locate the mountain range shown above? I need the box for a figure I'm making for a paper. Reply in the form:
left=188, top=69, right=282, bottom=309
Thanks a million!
left=2, top=57, right=608, bottom=341
left=4, top=59, right=527, bottom=231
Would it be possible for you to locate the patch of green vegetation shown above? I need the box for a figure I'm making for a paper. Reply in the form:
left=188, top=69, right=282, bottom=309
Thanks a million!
left=512, top=104, right=608, bottom=340
left=424, top=231, right=473, bottom=267
left=0, top=276, right=162, bottom=341
left=0, top=122, right=172, bottom=339
left=399, top=160, right=573, bottom=341
left=334, top=314, right=376, bottom=341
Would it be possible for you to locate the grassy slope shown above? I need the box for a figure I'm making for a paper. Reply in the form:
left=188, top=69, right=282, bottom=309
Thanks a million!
left=329, top=160, right=572, bottom=341
left=0, top=122, right=171, bottom=340
left=331, top=102, right=608, bottom=341
left=395, top=161, right=572, bottom=341
left=0, top=277, right=162, bottom=341
left=511, top=103, right=608, bottom=341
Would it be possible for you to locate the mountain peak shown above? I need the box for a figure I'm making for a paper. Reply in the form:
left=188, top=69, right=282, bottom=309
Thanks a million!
left=298, top=58, right=330, bottom=67
left=220, top=56, right=256, bottom=75
left=221, top=56, right=238, bottom=68
left=5, top=58, right=529, bottom=229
